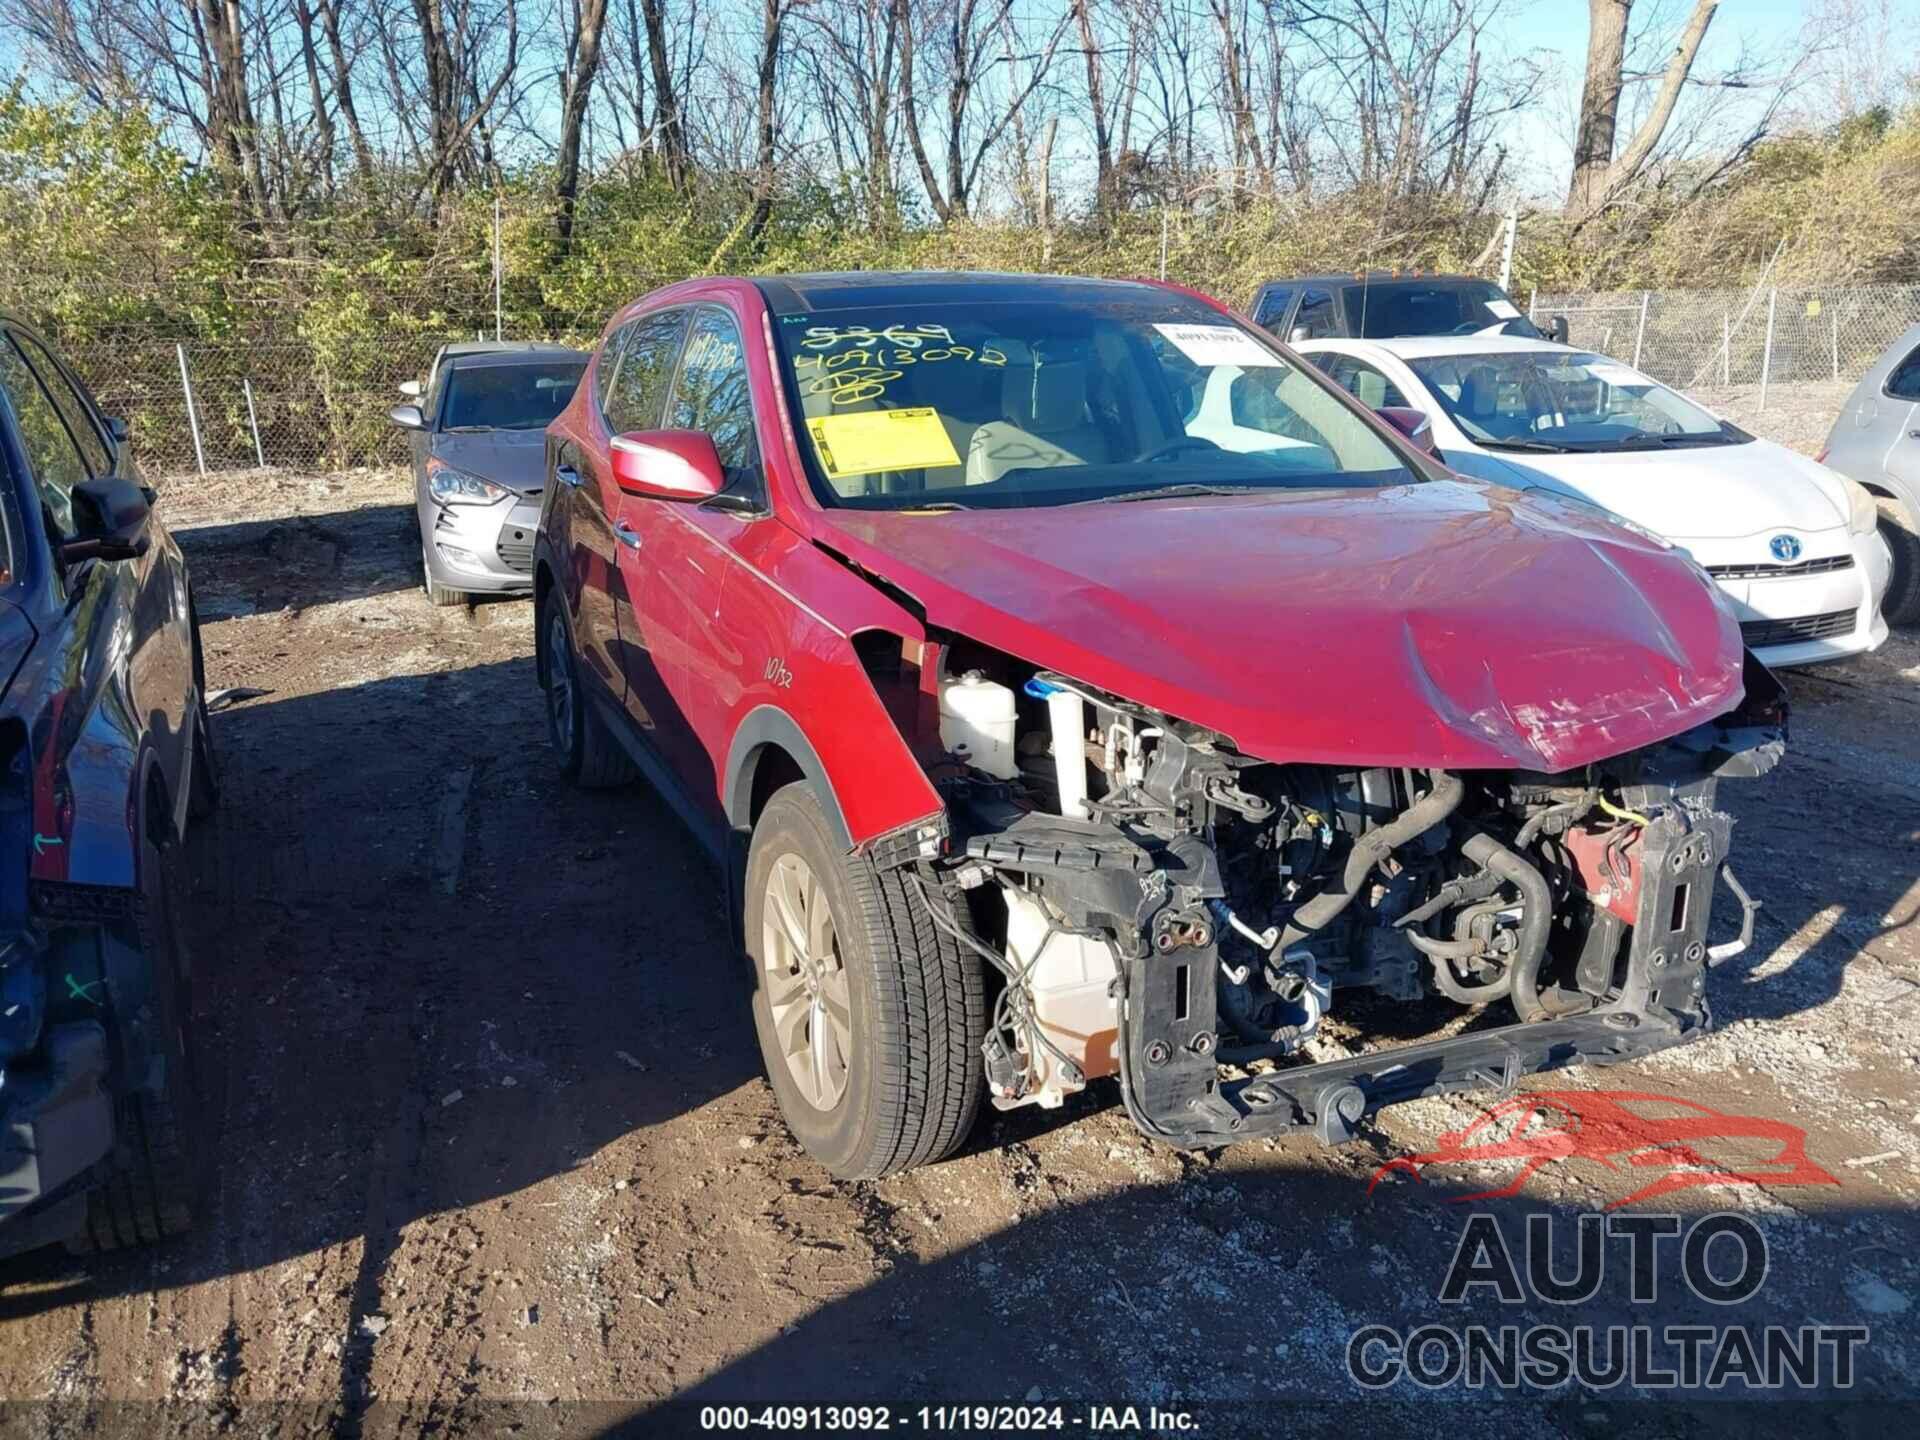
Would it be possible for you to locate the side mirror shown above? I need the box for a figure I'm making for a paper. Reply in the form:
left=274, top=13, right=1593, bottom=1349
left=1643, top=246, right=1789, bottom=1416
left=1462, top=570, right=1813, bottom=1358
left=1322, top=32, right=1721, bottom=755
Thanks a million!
left=389, top=403, right=426, bottom=430
left=104, top=416, right=130, bottom=444
left=610, top=429, right=726, bottom=501
left=398, top=380, right=423, bottom=399
left=60, top=474, right=151, bottom=564
left=1548, top=315, right=1570, bottom=345
left=1375, top=405, right=1437, bottom=455
left=1288, top=325, right=1312, bottom=344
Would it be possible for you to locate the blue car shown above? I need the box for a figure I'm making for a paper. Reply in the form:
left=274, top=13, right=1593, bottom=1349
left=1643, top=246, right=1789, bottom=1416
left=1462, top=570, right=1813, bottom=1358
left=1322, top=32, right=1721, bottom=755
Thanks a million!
left=0, top=313, right=215, bottom=1258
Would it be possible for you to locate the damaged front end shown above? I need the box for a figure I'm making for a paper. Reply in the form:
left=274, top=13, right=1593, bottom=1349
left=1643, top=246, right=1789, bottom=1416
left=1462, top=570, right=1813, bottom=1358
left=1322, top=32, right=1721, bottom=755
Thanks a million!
left=911, top=645, right=1786, bottom=1149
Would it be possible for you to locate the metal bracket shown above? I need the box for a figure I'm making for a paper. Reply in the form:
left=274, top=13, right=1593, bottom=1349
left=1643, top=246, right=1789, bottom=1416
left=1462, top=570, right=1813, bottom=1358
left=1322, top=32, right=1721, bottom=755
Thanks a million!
left=1706, top=863, right=1759, bottom=966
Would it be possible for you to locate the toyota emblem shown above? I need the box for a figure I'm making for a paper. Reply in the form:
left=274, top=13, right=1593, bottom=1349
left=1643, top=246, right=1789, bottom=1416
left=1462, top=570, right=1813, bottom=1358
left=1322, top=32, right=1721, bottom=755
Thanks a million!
left=1769, top=534, right=1802, bottom=562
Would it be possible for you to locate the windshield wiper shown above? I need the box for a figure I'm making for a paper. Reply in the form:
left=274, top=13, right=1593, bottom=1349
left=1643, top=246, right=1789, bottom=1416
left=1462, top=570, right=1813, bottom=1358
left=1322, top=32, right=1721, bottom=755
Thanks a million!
left=442, top=424, right=497, bottom=433
left=1478, top=438, right=1574, bottom=454
left=1604, top=433, right=1732, bottom=450
left=1074, top=482, right=1252, bottom=505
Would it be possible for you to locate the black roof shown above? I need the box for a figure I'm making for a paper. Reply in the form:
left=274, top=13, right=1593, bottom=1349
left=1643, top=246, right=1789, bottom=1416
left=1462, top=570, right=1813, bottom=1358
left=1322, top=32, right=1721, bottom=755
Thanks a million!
left=442, top=344, right=588, bottom=370
left=755, top=271, right=1171, bottom=314
left=1258, top=272, right=1492, bottom=288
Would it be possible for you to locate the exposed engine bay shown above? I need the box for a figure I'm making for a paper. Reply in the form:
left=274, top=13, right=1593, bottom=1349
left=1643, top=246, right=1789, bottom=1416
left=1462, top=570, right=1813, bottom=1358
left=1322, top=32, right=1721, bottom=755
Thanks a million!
left=902, top=642, right=1788, bottom=1147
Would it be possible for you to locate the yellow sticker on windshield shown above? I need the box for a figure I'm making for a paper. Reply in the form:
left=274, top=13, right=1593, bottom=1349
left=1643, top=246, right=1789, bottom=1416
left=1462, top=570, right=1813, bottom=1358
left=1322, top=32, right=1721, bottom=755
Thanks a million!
left=806, top=408, right=961, bottom=479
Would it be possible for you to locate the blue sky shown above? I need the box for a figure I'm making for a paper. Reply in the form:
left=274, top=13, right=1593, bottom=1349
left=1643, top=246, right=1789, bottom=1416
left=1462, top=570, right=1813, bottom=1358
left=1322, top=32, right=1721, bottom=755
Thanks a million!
left=1493, top=0, right=1828, bottom=197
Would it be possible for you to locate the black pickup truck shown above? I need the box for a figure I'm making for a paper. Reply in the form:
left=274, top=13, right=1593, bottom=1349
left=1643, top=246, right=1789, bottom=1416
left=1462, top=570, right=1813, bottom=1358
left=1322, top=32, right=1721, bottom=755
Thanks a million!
left=1249, top=272, right=1568, bottom=345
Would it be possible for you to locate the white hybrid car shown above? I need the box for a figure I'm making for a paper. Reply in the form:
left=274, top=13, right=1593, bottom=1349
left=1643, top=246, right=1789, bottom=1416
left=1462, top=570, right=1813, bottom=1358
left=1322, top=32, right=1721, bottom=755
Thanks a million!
left=1291, top=337, right=1891, bottom=668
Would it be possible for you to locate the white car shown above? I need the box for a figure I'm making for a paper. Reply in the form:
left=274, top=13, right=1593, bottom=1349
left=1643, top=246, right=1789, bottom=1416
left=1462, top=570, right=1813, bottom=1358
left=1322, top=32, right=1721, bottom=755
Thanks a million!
left=1296, top=336, right=1892, bottom=668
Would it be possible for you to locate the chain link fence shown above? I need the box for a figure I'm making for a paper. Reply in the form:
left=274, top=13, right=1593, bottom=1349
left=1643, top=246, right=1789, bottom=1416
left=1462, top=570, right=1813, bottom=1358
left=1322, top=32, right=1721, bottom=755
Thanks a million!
left=68, top=329, right=598, bottom=478
left=1529, top=283, right=1920, bottom=404
left=34, top=281, right=1920, bottom=481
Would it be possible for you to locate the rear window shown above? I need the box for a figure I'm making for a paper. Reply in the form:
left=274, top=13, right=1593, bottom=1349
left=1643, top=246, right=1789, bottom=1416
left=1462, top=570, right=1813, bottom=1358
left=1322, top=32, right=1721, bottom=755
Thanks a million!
left=1343, top=281, right=1542, bottom=341
left=441, top=361, right=586, bottom=431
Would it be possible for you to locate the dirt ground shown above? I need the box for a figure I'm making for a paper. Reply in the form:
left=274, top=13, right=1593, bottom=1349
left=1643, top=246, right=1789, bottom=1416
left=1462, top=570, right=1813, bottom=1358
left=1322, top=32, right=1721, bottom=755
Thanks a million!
left=0, top=457, right=1916, bottom=1437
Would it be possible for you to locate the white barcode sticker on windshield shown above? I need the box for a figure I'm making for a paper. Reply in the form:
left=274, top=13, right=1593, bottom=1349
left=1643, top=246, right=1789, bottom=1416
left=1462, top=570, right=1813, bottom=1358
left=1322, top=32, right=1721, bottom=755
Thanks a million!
left=1153, top=323, right=1285, bottom=368
left=1485, top=299, right=1522, bottom=319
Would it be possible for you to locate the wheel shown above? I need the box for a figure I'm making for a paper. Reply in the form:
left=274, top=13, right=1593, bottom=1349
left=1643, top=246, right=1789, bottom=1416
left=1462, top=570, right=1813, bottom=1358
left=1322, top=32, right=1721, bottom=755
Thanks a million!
left=186, top=610, right=218, bottom=820
left=70, top=781, right=201, bottom=1252
left=1877, top=496, right=1920, bottom=627
left=540, top=596, right=635, bottom=788
left=743, top=784, right=986, bottom=1179
left=423, top=546, right=467, bottom=607
left=186, top=700, right=219, bottom=820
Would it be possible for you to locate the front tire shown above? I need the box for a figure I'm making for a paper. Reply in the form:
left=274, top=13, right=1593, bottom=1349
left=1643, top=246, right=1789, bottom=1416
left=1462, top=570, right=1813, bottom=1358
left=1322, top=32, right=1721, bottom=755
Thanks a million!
left=187, top=607, right=219, bottom=820
left=1877, top=496, right=1920, bottom=627
left=744, top=785, right=985, bottom=1179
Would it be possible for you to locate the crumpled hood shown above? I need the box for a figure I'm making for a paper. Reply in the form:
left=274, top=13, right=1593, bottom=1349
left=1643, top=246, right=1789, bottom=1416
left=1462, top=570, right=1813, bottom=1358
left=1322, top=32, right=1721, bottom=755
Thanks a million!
left=816, top=480, right=1746, bottom=773
left=430, top=429, right=549, bottom=495
left=1468, top=437, right=1850, bottom=542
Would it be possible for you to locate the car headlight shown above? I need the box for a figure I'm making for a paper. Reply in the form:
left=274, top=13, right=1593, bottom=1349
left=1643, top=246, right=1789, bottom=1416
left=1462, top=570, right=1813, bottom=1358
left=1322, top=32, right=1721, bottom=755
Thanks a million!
left=427, top=459, right=508, bottom=506
left=1840, top=476, right=1879, bottom=537
left=1547, top=491, right=1674, bottom=549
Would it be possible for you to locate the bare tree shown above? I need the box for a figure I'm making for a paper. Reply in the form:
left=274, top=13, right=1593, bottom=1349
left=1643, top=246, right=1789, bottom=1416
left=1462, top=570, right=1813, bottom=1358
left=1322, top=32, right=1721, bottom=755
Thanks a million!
left=555, top=0, right=612, bottom=242
left=797, top=0, right=905, bottom=222
left=747, top=0, right=801, bottom=240
left=1566, top=0, right=1718, bottom=217
left=637, top=0, right=694, bottom=187
left=897, top=0, right=1068, bottom=222
left=397, top=0, right=522, bottom=211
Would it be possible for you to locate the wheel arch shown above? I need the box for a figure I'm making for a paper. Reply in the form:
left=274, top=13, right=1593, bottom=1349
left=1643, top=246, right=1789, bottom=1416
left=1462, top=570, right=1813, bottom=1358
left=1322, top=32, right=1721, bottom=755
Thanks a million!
left=725, top=706, right=854, bottom=852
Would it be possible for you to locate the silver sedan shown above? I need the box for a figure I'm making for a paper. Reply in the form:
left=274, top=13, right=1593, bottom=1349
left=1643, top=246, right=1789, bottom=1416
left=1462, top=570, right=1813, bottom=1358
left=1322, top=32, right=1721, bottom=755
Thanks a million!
left=1821, top=327, right=1920, bottom=625
left=389, top=346, right=588, bottom=605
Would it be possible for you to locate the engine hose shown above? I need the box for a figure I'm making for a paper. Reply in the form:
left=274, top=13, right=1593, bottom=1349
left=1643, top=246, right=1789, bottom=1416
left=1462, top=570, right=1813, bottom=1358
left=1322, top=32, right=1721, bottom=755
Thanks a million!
left=1277, top=769, right=1465, bottom=954
left=1406, top=929, right=1484, bottom=962
left=1459, top=831, right=1587, bottom=1021
left=1395, top=866, right=1505, bottom=930
left=1422, top=947, right=1513, bottom=1004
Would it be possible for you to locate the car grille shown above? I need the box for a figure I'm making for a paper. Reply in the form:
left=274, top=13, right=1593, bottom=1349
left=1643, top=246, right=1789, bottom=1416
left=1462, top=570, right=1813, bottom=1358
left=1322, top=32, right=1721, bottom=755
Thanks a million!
left=1739, top=609, right=1855, bottom=647
left=1706, top=555, right=1853, bottom=581
left=495, top=524, right=535, bottom=575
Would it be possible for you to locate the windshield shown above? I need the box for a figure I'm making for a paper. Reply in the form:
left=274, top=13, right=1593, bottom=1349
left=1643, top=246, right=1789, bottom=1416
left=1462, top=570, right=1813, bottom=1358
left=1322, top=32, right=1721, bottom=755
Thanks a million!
left=1404, top=351, right=1745, bottom=453
left=441, top=361, right=585, bottom=431
left=1346, top=281, right=1541, bottom=340
left=771, top=296, right=1417, bottom=510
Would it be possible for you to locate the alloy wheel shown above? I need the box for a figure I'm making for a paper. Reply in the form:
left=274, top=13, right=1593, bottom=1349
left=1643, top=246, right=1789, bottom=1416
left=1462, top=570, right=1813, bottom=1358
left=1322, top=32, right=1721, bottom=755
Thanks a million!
left=761, top=852, right=852, bottom=1110
left=546, top=608, right=575, bottom=755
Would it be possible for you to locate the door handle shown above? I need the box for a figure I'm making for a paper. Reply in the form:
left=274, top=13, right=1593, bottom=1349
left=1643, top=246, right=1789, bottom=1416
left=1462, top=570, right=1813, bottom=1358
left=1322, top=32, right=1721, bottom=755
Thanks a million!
left=554, top=464, right=582, bottom=489
left=614, top=520, right=642, bottom=550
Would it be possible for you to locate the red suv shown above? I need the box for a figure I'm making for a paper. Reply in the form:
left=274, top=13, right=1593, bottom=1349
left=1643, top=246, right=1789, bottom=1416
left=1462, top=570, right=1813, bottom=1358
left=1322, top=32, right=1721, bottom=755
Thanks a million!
left=535, top=272, right=1785, bottom=1179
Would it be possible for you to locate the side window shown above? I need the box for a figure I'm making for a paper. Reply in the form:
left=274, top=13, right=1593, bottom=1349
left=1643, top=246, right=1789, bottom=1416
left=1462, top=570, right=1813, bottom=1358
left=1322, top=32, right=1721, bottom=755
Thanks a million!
left=0, top=333, right=91, bottom=536
left=668, top=308, right=762, bottom=502
left=1292, top=289, right=1338, bottom=339
left=593, top=324, right=631, bottom=413
left=1886, top=343, right=1920, bottom=401
left=605, top=308, right=688, bottom=434
left=10, top=332, right=109, bottom=478
left=1327, top=356, right=1408, bottom=410
left=1253, top=286, right=1296, bottom=330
